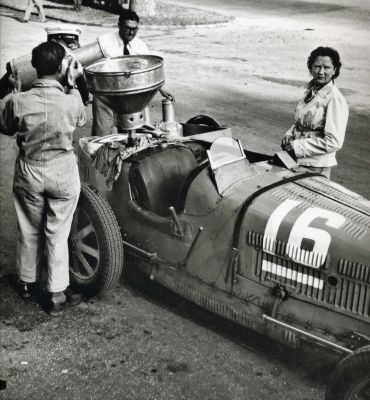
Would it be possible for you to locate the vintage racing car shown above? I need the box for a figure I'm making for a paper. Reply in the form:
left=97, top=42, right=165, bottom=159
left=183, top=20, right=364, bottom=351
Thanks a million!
left=70, top=117, right=370, bottom=400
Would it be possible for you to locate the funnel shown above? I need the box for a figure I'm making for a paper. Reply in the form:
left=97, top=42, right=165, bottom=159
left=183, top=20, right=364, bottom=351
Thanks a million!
left=85, top=56, right=164, bottom=130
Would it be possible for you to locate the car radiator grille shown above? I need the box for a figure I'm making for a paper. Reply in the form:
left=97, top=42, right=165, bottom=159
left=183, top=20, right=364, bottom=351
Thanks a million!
left=247, top=232, right=370, bottom=318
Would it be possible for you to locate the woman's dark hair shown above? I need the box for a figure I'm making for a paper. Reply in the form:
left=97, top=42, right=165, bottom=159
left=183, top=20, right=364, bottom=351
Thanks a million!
left=307, top=46, right=342, bottom=79
left=119, top=8, right=139, bottom=25
left=31, top=41, right=66, bottom=76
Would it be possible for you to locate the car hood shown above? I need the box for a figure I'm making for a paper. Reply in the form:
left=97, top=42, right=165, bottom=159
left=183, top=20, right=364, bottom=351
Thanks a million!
left=235, top=171, right=370, bottom=322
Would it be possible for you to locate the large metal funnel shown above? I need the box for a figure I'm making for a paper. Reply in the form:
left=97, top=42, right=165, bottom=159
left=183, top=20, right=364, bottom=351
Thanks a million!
left=85, top=56, right=164, bottom=129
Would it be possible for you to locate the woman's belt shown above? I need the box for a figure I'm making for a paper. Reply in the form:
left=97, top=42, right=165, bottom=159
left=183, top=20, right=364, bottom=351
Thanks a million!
left=294, top=124, right=323, bottom=133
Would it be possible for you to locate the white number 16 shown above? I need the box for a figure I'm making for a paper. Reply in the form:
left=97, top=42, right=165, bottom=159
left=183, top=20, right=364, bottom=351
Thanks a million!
left=263, top=199, right=345, bottom=268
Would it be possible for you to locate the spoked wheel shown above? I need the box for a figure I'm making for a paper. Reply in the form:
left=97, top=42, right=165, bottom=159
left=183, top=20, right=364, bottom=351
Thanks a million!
left=326, top=345, right=370, bottom=400
left=69, top=184, right=123, bottom=297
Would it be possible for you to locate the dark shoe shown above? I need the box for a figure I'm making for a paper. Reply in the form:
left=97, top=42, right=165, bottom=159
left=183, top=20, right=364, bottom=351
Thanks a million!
left=49, top=289, right=81, bottom=316
left=65, top=288, right=82, bottom=307
left=49, top=302, right=65, bottom=316
left=18, top=281, right=36, bottom=299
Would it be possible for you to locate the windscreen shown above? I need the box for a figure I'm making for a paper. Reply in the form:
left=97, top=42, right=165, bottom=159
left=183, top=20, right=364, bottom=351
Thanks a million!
left=207, top=137, right=246, bottom=170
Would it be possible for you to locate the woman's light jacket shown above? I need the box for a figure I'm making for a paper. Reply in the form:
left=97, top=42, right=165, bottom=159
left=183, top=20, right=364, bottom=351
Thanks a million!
left=284, top=80, right=348, bottom=167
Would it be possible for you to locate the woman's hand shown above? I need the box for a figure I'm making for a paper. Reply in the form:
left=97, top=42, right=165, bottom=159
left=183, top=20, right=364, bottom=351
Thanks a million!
left=281, top=136, right=292, bottom=151
left=281, top=136, right=297, bottom=159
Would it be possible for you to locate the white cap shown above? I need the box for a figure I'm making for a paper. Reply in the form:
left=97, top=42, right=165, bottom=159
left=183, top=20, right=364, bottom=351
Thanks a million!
left=45, top=25, right=82, bottom=37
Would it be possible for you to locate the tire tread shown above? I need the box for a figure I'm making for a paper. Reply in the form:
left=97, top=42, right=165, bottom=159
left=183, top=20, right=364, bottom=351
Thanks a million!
left=72, top=184, right=123, bottom=296
left=326, top=345, right=370, bottom=400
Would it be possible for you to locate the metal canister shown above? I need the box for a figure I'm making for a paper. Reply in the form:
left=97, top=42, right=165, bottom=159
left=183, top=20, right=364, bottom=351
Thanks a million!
left=9, top=40, right=104, bottom=92
left=159, top=99, right=183, bottom=138
left=162, top=99, right=175, bottom=122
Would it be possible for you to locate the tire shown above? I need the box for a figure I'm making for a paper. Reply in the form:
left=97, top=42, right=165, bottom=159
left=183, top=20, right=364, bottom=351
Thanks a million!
left=325, top=345, right=370, bottom=400
left=186, top=115, right=222, bottom=127
left=69, top=184, right=124, bottom=297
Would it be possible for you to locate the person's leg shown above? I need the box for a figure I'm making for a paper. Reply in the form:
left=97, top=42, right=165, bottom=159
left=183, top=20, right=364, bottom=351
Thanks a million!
left=43, top=154, right=80, bottom=295
left=92, top=95, right=115, bottom=136
left=23, top=0, right=35, bottom=21
left=73, top=0, right=82, bottom=11
left=33, top=0, right=46, bottom=22
left=13, top=157, right=45, bottom=287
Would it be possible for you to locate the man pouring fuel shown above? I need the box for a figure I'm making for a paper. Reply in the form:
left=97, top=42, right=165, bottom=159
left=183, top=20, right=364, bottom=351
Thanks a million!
left=0, top=41, right=86, bottom=316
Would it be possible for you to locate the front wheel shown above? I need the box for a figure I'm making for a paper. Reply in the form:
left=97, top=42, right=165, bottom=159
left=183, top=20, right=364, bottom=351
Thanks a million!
left=325, top=345, right=370, bottom=400
left=69, top=184, right=124, bottom=296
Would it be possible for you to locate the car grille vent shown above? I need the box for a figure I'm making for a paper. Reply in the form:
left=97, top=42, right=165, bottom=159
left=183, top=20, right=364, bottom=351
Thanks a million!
left=271, top=184, right=369, bottom=239
left=283, top=330, right=298, bottom=347
left=248, top=231, right=326, bottom=269
left=247, top=232, right=370, bottom=318
left=302, top=177, right=370, bottom=215
left=338, top=259, right=370, bottom=284
left=253, top=247, right=325, bottom=291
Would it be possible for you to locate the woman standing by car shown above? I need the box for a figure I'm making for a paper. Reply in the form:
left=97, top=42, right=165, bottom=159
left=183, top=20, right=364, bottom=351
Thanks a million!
left=281, top=46, right=348, bottom=178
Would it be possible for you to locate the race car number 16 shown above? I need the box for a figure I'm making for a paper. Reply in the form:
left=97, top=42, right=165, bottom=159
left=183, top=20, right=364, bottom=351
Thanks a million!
left=264, top=199, right=346, bottom=268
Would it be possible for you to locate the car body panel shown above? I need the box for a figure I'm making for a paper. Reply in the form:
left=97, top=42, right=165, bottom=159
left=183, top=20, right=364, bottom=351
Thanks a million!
left=77, top=128, right=370, bottom=353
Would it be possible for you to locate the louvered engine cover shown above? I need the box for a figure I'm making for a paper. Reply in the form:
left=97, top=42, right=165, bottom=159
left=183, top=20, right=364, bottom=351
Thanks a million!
left=237, top=176, right=370, bottom=324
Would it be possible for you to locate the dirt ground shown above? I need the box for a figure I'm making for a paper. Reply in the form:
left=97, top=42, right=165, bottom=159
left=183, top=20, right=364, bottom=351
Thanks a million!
left=0, top=1, right=369, bottom=399
left=0, top=0, right=233, bottom=26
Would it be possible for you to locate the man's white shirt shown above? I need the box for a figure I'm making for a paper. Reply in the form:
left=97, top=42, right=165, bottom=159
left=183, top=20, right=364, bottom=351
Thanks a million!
left=98, top=31, right=149, bottom=57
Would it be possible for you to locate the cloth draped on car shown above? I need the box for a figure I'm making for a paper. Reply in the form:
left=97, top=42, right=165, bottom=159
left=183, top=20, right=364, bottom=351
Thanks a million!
left=80, top=135, right=186, bottom=189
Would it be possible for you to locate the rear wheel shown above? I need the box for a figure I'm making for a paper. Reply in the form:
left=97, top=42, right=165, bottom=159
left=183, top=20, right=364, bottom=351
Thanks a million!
left=186, top=114, right=221, bottom=127
left=69, top=184, right=123, bottom=296
left=325, top=345, right=370, bottom=400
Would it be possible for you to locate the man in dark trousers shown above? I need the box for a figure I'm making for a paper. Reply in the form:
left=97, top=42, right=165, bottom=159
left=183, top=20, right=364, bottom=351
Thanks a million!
left=0, top=41, right=86, bottom=315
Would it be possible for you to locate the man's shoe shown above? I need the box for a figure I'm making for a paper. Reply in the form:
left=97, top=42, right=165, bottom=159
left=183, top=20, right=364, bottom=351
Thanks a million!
left=49, top=289, right=81, bottom=316
left=65, top=288, right=82, bottom=307
left=49, top=302, right=65, bottom=316
left=18, top=281, right=36, bottom=299
left=20, top=19, right=29, bottom=23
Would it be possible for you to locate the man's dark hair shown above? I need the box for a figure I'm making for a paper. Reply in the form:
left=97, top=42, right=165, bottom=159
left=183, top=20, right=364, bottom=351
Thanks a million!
left=307, top=46, right=342, bottom=79
left=31, top=41, right=66, bottom=76
left=118, top=8, right=139, bottom=25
